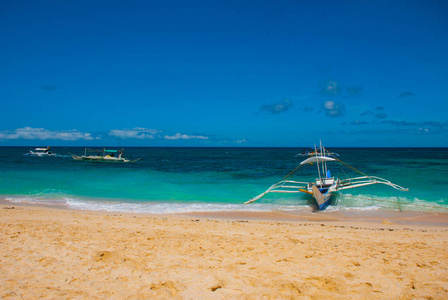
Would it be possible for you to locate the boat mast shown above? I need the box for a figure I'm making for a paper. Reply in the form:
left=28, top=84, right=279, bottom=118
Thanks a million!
left=321, top=140, right=328, bottom=178
left=315, top=144, right=323, bottom=188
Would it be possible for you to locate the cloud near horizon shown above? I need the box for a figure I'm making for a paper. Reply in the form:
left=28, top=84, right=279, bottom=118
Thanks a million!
left=109, top=128, right=209, bottom=141
left=338, top=119, right=448, bottom=136
left=0, top=127, right=96, bottom=141
left=0, top=127, right=213, bottom=143
left=109, top=128, right=160, bottom=139
left=381, top=120, right=448, bottom=130
left=164, top=133, right=209, bottom=140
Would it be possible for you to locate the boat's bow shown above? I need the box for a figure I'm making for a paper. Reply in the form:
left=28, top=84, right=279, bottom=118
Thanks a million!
left=311, top=185, right=324, bottom=206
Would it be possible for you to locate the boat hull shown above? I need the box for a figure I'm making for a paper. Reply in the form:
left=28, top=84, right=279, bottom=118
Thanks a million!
left=72, top=155, right=130, bottom=163
left=309, top=178, right=338, bottom=210
left=317, top=193, right=333, bottom=210
left=29, top=151, right=55, bottom=157
left=70, top=154, right=140, bottom=163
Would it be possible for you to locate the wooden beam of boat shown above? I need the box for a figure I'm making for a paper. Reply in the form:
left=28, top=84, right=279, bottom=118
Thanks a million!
left=338, top=176, right=409, bottom=191
left=244, top=192, right=268, bottom=204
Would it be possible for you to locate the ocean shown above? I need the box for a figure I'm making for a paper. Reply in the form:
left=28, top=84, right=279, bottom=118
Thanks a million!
left=1, top=147, right=447, bottom=214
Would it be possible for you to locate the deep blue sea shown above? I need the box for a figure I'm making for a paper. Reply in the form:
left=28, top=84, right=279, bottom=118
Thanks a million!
left=1, top=147, right=447, bottom=214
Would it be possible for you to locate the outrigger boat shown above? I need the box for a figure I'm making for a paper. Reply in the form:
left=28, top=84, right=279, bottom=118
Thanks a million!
left=245, top=142, right=408, bottom=210
left=70, top=148, right=141, bottom=163
left=29, top=147, right=56, bottom=157
left=295, top=146, right=339, bottom=158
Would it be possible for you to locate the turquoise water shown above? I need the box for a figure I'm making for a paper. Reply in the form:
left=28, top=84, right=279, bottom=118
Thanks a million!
left=1, top=147, right=447, bottom=213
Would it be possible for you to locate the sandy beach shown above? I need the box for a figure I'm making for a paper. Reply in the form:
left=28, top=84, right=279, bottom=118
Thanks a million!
left=1, top=205, right=447, bottom=299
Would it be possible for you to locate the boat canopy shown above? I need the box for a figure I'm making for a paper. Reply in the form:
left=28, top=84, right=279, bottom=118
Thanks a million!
left=104, top=150, right=119, bottom=153
left=300, top=156, right=336, bottom=165
left=35, top=148, right=48, bottom=151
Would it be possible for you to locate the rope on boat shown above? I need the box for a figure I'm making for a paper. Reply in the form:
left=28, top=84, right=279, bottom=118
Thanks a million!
left=333, top=157, right=370, bottom=178
left=338, top=194, right=448, bottom=211
left=279, top=165, right=304, bottom=182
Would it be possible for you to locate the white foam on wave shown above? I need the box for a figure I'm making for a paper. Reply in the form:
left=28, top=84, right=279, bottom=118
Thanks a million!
left=65, top=198, right=314, bottom=214
left=325, top=205, right=382, bottom=213
left=3, top=194, right=312, bottom=214
left=5, top=195, right=71, bottom=207
left=335, top=192, right=448, bottom=212
left=3, top=192, right=447, bottom=214
left=23, top=153, right=72, bottom=158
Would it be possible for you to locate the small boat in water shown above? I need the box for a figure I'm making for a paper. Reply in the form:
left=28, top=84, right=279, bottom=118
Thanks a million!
left=70, top=148, right=141, bottom=163
left=29, top=147, right=56, bottom=157
left=246, top=142, right=408, bottom=210
left=295, top=146, right=339, bottom=158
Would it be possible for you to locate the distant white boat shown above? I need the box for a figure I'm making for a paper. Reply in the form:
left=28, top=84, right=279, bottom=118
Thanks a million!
left=70, top=148, right=141, bottom=163
left=246, top=142, right=408, bottom=210
left=29, top=147, right=56, bottom=157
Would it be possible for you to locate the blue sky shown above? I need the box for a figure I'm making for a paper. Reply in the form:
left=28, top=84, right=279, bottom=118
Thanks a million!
left=1, top=0, right=447, bottom=147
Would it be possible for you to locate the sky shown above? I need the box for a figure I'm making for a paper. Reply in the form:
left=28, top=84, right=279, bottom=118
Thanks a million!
left=1, top=0, right=448, bottom=147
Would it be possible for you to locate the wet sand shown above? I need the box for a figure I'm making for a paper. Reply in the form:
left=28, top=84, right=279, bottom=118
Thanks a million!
left=1, top=205, right=447, bottom=299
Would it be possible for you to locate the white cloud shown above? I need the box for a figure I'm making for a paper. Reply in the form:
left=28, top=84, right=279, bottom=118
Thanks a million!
left=319, top=80, right=342, bottom=96
left=323, top=101, right=346, bottom=117
left=324, top=101, right=335, bottom=110
left=0, top=127, right=96, bottom=141
left=109, top=128, right=160, bottom=139
left=235, top=139, right=247, bottom=144
left=164, top=133, right=209, bottom=140
left=109, top=128, right=210, bottom=142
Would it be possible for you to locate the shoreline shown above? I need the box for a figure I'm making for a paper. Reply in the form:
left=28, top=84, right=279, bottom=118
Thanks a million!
left=2, top=197, right=448, bottom=227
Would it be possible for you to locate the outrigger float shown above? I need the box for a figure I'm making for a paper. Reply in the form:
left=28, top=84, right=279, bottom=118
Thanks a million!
left=245, top=142, right=408, bottom=210
left=70, top=148, right=141, bottom=163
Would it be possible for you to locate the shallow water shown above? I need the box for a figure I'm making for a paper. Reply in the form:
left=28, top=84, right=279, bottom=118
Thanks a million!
left=1, top=147, right=447, bottom=214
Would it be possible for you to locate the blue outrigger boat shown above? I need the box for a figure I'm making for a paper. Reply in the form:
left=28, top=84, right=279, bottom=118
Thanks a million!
left=246, top=142, right=408, bottom=210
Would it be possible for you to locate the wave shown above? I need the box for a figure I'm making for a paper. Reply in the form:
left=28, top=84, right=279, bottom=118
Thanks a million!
left=335, top=193, right=448, bottom=212
left=3, top=192, right=448, bottom=214
left=24, top=153, right=72, bottom=158
left=3, top=195, right=313, bottom=214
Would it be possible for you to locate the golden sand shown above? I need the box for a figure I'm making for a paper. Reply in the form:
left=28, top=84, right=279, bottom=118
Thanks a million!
left=1, top=206, right=447, bottom=299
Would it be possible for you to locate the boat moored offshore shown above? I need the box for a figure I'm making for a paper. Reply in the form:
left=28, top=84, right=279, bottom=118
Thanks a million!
left=70, top=148, right=141, bottom=163
left=29, top=147, right=56, bottom=157
left=246, top=142, right=408, bottom=210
